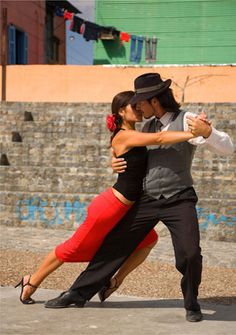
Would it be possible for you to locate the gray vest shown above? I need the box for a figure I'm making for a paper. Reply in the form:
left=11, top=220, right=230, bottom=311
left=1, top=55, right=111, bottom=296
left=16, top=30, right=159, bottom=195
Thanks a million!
left=143, top=111, right=196, bottom=199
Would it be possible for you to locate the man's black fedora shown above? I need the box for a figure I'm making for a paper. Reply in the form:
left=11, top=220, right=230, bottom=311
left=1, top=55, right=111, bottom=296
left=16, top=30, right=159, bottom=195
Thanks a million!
left=130, top=73, right=171, bottom=105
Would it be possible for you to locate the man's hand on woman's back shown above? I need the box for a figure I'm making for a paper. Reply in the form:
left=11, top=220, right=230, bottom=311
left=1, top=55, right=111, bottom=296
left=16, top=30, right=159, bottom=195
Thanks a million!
left=111, top=148, right=127, bottom=173
left=111, top=157, right=127, bottom=173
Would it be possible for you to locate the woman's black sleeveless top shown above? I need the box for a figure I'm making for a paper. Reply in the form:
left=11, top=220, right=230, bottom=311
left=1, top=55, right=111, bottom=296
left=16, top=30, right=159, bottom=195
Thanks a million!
left=113, top=146, right=148, bottom=201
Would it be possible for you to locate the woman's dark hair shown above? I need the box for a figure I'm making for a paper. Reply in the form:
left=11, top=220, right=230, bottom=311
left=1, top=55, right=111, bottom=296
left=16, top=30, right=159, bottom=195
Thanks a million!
left=148, top=88, right=181, bottom=113
left=110, top=90, right=135, bottom=142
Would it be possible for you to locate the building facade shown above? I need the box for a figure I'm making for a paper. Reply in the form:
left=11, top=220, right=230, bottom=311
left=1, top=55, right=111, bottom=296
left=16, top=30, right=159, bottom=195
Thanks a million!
left=0, top=0, right=80, bottom=65
left=94, top=0, right=236, bottom=65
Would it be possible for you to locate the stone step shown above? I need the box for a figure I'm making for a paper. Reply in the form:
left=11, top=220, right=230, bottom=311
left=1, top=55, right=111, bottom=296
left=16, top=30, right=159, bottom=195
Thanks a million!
left=0, top=133, right=109, bottom=146
left=0, top=120, right=110, bottom=146
left=1, top=101, right=235, bottom=122
left=1, top=142, right=110, bottom=168
left=1, top=165, right=234, bottom=201
left=0, top=102, right=109, bottom=122
left=0, top=165, right=115, bottom=194
left=1, top=142, right=233, bottom=172
left=0, top=121, right=108, bottom=136
left=0, top=119, right=107, bottom=127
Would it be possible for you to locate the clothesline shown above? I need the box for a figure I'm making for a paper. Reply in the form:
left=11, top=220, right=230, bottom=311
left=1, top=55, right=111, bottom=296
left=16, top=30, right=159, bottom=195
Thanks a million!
left=55, top=6, right=158, bottom=63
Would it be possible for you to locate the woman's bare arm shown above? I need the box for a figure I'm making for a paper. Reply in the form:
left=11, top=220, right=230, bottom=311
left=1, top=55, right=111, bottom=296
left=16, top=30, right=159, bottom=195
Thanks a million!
left=114, top=130, right=195, bottom=150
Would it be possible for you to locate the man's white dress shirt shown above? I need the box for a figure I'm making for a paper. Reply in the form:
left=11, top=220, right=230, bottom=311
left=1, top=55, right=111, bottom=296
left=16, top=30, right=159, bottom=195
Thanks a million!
left=157, top=112, right=234, bottom=156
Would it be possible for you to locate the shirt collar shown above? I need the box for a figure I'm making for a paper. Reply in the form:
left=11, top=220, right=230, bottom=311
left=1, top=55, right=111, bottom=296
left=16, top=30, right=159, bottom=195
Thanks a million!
left=156, top=112, right=174, bottom=127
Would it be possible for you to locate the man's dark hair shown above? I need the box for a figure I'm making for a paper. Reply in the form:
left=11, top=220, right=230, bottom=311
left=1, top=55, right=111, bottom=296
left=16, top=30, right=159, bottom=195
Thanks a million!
left=148, top=88, right=181, bottom=113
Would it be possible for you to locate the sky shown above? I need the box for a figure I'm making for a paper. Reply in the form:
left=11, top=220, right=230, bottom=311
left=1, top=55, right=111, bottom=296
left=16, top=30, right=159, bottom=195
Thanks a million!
left=66, top=0, right=95, bottom=65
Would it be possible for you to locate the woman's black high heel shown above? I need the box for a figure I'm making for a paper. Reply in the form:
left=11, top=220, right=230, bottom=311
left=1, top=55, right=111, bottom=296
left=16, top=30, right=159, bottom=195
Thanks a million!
left=15, top=275, right=38, bottom=304
left=98, top=277, right=119, bottom=302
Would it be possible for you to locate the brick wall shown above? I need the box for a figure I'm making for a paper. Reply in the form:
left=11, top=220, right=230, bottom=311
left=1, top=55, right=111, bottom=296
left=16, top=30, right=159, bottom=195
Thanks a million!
left=0, top=102, right=235, bottom=241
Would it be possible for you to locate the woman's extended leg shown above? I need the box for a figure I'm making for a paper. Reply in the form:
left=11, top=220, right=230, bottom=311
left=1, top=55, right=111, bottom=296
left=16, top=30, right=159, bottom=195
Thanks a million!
left=18, top=249, right=63, bottom=302
left=16, top=189, right=131, bottom=303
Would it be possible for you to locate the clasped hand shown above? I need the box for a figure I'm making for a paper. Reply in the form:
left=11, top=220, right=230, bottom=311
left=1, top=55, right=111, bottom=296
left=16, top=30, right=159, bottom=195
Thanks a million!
left=186, top=111, right=212, bottom=138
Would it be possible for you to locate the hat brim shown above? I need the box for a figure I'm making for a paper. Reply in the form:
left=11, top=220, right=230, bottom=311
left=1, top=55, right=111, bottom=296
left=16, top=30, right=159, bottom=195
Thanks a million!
left=130, top=79, right=171, bottom=105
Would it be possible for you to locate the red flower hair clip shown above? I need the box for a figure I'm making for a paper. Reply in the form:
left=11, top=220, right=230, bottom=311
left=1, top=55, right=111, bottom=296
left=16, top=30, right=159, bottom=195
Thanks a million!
left=106, top=114, right=117, bottom=132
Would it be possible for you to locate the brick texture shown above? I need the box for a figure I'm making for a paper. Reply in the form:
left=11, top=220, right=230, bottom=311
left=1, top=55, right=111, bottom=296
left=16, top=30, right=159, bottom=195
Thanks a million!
left=0, top=102, right=235, bottom=241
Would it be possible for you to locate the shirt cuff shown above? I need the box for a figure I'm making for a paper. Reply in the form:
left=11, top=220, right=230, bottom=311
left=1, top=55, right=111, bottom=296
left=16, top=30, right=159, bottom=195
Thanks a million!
left=204, top=127, right=220, bottom=144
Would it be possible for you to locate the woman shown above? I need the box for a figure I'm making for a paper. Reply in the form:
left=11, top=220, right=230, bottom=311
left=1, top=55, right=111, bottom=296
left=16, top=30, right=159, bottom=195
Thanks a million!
left=15, top=91, right=198, bottom=304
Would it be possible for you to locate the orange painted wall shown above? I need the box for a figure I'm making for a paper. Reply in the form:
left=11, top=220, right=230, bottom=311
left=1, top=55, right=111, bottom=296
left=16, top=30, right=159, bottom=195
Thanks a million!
left=1, top=65, right=236, bottom=103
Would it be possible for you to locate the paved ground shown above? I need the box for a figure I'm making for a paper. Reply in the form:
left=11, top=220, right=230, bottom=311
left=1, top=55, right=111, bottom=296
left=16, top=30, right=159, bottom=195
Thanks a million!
left=1, top=287, right=236, bottom=335
left=1, top=226, right=236, bottom=334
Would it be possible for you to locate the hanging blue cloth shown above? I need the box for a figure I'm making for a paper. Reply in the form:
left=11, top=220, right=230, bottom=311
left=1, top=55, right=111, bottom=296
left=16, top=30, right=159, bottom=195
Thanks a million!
left=130, top=35, right=143, bottom=63
left=55, top=6, right=64, bottom=17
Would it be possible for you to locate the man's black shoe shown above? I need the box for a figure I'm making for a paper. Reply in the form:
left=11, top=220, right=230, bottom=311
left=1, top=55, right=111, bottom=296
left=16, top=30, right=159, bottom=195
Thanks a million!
left=186, top=310, right=203, bottom=322
left=44, top=291, right=86, bottom=309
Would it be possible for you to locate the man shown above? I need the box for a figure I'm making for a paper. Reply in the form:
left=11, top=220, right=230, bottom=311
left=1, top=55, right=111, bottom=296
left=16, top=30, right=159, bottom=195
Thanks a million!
left=45, top=73, right=233, bottom=322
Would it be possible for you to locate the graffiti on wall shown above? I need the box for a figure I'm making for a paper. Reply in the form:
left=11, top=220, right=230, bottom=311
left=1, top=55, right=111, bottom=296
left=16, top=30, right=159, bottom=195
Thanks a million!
left=197, top=207, right=236, bottom=232
left=16, top=195, right=89, bottom=226
left=16, top=195, right=236, bottom=231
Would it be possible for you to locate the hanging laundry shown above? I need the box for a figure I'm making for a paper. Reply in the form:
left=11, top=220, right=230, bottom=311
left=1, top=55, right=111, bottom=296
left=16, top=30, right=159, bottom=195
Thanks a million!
left=120, top=31, right=130, bottom=43
left=64, top=10, right=74, bottom=21
left=70, top=16, right=85, bottom=34
left=130, top=35, right=143, bottom=63
left=145, top=36, right=158, bottom=62
left=83, top=21, right=102, bottom=41
left=151, top=36, right=158, bottom=62
left=145, top=37, right=151, bottom=62
left=69, top=14, right=120, bottom=44
left=111, top=28, right=120, bottom=38
left=100, top=26, right=120, bottom=40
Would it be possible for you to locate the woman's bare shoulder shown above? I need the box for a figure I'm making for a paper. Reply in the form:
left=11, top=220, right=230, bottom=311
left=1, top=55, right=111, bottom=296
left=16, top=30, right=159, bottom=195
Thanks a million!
left=112, top=130, right=137, bottom=156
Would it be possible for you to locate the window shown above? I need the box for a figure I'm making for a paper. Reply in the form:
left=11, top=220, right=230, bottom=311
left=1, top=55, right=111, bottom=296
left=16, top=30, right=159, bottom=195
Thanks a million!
left=8, top=25, right=28, bottom=64
left=45, top=10, right=54, bottom=62
left=45, top=10, right=60, bottom=64
left=52, top=36, right=60, bottom=63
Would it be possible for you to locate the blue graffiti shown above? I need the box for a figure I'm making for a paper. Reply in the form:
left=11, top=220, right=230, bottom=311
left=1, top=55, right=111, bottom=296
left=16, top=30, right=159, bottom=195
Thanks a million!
left=16, top=197, right=236, bottom=231
left=16, top=195, right=89, bottom=226
left=197, top=206, right=236, bottom=231
left=63, top=200, right=87, bottom=223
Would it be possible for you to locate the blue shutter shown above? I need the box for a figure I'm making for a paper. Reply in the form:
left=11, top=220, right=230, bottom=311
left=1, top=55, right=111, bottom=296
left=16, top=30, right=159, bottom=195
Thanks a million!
left=22, top=32, right=28, bottom=64
left=8, top=25, right=16, bottom=64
